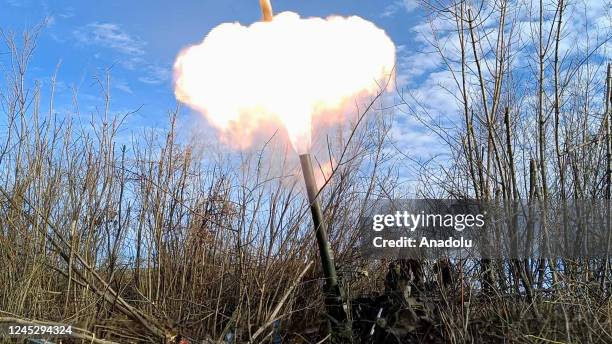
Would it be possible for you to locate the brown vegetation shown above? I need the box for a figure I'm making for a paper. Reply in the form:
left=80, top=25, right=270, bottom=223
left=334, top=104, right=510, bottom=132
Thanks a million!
left=1, top=0, right=612, bottom=342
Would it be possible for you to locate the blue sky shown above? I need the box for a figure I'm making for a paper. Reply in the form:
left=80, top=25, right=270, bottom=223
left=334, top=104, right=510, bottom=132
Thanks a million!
left=2, top=0, right=609, bottom=172
left=0, top=0, right=423, bottom=133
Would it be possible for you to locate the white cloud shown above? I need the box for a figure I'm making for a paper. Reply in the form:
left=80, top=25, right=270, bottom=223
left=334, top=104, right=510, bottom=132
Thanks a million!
left=59, top=7, right=75, bottom=19
left=5, top=0, right=28, bottom=7
left=392, top=0, right=610, bottom=159
left=381, top=0, right=419, bottom=17
left=398, top=51, right=441, bottom=82
left=138, top=65, right=170, bottom=85
left=381, top=5, right=397, bottom=18
left=120, top=56, right=146, bottom=70
left=73, top=22, right=171, bottom=86
left=73, top=22, right=146, bottom=56
left=388, top=124, right=445, bottom=158
left=114, top=80, right=133, bottom=94
left=401, top=0, right=418, bottom=13
left=45, top=15, right=56, bottom=27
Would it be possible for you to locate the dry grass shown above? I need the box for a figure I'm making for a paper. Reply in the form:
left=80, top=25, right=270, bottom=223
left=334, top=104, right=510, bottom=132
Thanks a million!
left=2, top=2, right=612, bottom=341
left=0, top=27, right=394, bottom=343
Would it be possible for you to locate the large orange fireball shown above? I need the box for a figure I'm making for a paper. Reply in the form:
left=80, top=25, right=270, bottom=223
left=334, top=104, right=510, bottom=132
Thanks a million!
left=174, top=10, right=395, bottom=153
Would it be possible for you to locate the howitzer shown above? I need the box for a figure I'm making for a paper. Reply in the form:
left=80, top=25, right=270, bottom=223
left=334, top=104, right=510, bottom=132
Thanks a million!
left=258, top=0, right=351, bottom=339
left=299, top=154, right=350, bottom=341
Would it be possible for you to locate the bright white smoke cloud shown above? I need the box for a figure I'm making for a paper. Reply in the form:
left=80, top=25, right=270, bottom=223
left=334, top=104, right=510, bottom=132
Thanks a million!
left=174, top=11, right=396, bottom=153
